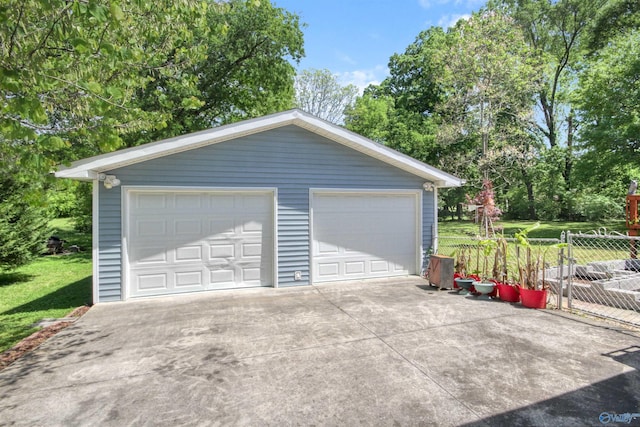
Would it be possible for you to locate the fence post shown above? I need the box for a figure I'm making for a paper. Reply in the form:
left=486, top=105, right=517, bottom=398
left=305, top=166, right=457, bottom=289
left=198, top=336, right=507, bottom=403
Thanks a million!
left=557, top=246, right=564, bottom=309
left=567, top=231, right=573, bottom=310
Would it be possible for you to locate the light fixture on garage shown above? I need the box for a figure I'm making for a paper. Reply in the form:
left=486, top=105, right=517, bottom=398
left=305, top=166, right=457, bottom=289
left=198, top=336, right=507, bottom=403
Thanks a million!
left=97, top=173, right=121, bottom=189
left=422, top=182, right=435, bottom=192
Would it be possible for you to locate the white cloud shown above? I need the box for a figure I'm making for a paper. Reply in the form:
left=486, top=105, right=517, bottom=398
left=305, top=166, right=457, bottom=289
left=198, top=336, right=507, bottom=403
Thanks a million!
left=334, top=65, right=389, bottom=94
left=336, top=51, right=357, bottom=66
left=438, top=13, right=470, bottom=28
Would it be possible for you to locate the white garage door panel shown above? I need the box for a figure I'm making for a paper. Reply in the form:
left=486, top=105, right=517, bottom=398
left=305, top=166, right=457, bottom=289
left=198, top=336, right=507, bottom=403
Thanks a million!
left=312, top=192, right=418, bottom=283
left=127, top=190, right=273, bottom=298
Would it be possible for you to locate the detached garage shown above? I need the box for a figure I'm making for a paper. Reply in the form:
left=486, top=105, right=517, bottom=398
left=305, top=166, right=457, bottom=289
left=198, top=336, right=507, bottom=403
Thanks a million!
left=55, top=109, right=462, bottom=303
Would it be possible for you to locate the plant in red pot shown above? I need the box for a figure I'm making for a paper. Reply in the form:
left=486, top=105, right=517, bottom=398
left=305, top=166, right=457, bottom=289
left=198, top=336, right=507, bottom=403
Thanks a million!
left=514, top=223, right=549, bottom=309
left=492, top=235, right=519, bottom=302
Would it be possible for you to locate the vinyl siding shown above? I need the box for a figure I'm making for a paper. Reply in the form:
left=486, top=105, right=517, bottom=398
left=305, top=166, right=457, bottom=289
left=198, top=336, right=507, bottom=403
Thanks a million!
left=97, top=125, right=435, bottom=301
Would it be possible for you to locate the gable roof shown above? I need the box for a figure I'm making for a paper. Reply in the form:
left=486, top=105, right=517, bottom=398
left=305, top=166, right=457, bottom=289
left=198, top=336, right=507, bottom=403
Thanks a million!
left=55, top=109, right=463, bottom=188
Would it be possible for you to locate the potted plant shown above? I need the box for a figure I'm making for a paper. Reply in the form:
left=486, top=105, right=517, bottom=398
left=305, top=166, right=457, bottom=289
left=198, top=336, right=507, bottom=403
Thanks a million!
left=473, top=239, right=497, bottom=297
left=493, top=234, right=520, bottom=302
left=454, top=246, right=475, bottom=294
left=514, top=223, right=549, bottom=309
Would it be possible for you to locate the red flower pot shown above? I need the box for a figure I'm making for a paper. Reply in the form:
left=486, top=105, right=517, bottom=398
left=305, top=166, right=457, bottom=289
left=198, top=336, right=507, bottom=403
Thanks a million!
left=519, top=287, right=547, bottom=309
left=496, top=283, right=520, bottom=303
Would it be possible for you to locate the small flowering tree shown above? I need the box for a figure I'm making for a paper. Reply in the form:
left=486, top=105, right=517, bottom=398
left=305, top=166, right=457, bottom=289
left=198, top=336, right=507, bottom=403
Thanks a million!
left=467, top=179, right=502, bottom=237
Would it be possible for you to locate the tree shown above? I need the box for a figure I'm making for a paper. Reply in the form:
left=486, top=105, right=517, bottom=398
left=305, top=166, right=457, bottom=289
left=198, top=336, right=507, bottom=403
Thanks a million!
left=577, top=29, right=640, bottom=172
left=0, top=171, right=49, bottom=270
left=294, top=69, right=358, bottom=124
left=0, top=0, right=210, bottom=174
left=345, top=28, right=450, bottom=167
left=586, top=0, right=640, bottom=52
left=488, top=0, right=606, bottom=218
left=128, top=0, right=305, bottom=144
left=435, top=11, right=542, bottom=219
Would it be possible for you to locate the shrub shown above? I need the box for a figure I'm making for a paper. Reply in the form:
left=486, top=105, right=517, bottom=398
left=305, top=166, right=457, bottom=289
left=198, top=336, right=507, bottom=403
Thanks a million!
left=574, top=193, right=623, bottom=221
left=0, top=176, right=50, bottom=270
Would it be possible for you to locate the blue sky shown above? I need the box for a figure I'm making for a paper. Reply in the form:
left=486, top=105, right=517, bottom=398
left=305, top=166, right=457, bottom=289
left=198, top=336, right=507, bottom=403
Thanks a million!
left=274, top=0, right=487, bottom=91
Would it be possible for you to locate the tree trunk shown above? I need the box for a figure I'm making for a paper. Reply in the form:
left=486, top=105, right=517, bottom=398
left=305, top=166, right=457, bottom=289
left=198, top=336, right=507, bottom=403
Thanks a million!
left=557, top=113, right=576, bottom=219
left=521, top=167, right=537, bottom=220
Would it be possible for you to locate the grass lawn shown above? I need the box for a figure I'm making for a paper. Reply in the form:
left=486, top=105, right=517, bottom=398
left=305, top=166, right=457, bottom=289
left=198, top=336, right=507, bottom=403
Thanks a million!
left=0, top=218, right=92, bottom=354
left=437, top=218, right=630, bottom=280
left=438, top=219, right=627, bottom=239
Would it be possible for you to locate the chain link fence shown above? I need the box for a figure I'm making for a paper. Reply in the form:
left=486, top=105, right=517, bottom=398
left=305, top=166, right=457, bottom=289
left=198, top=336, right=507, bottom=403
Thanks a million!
left=436, top=231, right=640, bottom=328
left=566, top=231, right=640, bottom=328
left=436, top=235, right=564, bottom=308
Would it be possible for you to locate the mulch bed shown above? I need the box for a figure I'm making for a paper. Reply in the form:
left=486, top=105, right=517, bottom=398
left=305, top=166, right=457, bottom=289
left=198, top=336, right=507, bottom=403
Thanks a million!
left=0, top=305, right=91, bottom=371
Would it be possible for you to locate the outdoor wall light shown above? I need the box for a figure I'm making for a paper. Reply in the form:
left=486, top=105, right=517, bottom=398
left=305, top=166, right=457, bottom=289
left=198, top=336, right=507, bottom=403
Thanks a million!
left=422, top=182, right=435, bottom=192
left=98, top=173, right=121, bottom=189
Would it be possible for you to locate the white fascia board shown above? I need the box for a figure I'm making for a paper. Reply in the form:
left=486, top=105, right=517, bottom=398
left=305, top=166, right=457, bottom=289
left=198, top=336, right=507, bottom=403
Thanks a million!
left=54, top=109, right=464, bottom=188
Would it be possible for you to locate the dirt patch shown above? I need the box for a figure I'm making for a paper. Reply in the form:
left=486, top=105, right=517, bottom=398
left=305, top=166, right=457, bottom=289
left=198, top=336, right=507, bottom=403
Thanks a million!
left=0, top=305, right=91, bottom=371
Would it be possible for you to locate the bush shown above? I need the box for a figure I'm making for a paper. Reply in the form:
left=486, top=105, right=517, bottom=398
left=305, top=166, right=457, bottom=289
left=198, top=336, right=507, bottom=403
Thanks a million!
left=0, top=176, right=50, bottom=270
left=72, top=182, right=93, bottom=233
left=574, top=193, right=623, bottom=221
left=46, top=187, right=78, bottom=218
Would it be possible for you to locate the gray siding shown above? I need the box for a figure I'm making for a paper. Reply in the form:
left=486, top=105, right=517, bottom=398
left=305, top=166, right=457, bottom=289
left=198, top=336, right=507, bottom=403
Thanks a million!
left=97, top=125, right=435, bottom=301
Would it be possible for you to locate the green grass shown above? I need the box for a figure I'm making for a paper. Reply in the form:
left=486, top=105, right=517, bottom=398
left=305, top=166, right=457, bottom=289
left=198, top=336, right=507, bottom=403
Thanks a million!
left=438, top=219, right=627, bottom=239
left=0, top=218, right=92, bottom=353
left=436, top=219, right=630, bottom=281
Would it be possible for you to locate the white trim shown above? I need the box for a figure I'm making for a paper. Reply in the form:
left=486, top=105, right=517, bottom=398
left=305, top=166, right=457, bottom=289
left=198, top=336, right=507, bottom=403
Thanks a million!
left=121, top=186, right=278, bottom=300
left=92, top=180, right=100, bottom=304
left=272, top=188, right=279, bottom=288
left=417, top=190, right=424, bottom=276
left=432, top=187, right=439, bottom=254
left=308, top=188, right=315, bottom=284
left=55, top=110, right=463, bottom=188
left=121, top=186, right=130, bottom=301
left=309, top=188, right=422, bottom=283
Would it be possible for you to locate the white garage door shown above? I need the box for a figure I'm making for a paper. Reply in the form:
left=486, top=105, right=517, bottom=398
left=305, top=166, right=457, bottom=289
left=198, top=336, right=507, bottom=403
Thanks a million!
left=126, top=189, right=274, bottom=298
left=311, top=191, right=419, bottom=283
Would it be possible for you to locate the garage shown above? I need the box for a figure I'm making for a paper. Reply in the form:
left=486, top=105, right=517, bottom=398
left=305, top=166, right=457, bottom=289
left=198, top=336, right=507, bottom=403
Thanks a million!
left=125, top=189, right=274, bottom=298
left=56, top=109, right=463, bottom=302
left=311, top=191, right=420, bottom=283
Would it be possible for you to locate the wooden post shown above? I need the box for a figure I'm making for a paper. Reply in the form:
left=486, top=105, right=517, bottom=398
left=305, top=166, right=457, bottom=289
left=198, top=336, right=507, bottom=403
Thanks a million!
left=626, top=195, right=640, bottom=259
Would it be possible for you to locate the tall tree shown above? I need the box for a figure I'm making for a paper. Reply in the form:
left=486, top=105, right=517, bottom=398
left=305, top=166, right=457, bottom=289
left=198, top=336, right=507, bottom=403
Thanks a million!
left=436, top=12, right=542, bottom=217
left=294, top=69, right=358, bottom=124
left=489, top=0, right=605, bottom=217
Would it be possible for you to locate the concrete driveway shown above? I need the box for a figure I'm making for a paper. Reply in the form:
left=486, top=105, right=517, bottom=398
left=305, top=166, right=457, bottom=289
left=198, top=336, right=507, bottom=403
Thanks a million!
left=1, top=277, right=640, bottom=426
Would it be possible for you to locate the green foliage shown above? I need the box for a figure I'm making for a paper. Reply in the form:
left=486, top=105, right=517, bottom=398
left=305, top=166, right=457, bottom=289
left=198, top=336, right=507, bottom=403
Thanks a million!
left=72, top=182, right=93, bottom=234
left=573, top=193, right=624, bottom=221
left=0, top=174, right=50, bottom=271
left=122, top=0, right=304, bottom=145
left=577, top=28, right=640, bottom=165
left=0, top=0, right=210, bottom=172
left=587, top=0, right=640, bottom=52
left=46, top=181, right=80, bottom=218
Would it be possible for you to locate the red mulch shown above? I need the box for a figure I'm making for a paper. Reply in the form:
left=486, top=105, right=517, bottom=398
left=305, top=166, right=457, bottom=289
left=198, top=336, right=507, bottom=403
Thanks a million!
left=0, top=305, right=91, bottom=371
